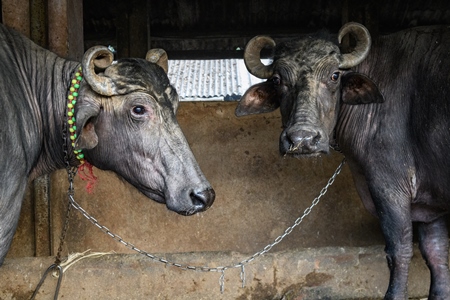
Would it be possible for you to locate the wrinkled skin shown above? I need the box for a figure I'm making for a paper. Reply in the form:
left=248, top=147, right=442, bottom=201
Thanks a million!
left=76, top=59, right=215, bottom=214
left=237, top=25, right=450, bottom=299
left=0, top=24, right=214, bottom=266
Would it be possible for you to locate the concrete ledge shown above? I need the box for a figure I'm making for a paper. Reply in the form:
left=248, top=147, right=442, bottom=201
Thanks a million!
left=0, top=245, right=430, bottom=299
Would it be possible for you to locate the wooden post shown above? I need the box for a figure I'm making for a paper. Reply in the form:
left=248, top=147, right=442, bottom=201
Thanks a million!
left=116, top=0, right=149, bottom=59
left=1, top=0, right=31, bottom=37
left=47, top=0, right=84, bottom=61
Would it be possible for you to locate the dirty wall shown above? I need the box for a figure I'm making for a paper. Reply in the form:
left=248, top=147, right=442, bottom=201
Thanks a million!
left=8, top=101, right=383, bottom=258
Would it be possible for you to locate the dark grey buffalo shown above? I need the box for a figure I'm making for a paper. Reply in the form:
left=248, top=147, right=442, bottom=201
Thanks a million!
left=0, top=24, right=215, bottom=266
left=236, top=22, right=450, bottom=299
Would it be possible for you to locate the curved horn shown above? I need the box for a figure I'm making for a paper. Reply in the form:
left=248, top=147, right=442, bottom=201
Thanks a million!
left=146, top=49, right=169, bottom=73
left=243, top=36, right=276, bottom=79
left=338, top=22, right=372, bottom=69
left=82, top=46, right=117, bottom=96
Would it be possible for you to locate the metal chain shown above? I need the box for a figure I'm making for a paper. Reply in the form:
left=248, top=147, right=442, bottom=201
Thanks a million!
left=55, top=170, right=75, bottom=264
left=58, top=78, right=78, bottom=265
left=68, top=157, right=346, bottom=293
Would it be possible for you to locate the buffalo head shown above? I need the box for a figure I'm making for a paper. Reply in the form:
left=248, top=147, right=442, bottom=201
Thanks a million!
left=74, top=47, right=215, bottom=215
left=236, top=22, right=383, bottom=156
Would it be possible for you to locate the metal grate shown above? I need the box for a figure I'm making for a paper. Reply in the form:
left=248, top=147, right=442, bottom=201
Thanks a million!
left=167, top=59, right=266, bottom=101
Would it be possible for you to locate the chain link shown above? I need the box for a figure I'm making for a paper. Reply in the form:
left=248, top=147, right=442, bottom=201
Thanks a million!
left=58, top=77, right=78, bottom=265
left=68, top=158, right=346, bottom=292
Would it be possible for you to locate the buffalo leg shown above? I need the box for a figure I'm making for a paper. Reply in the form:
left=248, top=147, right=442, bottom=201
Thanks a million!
left=382, top=226, right=414, bottom=300
left=0, top=179, right=27, bottom=266
left=371, top=191, right=413, bottom=300
left=417, top=217, right=450, bottom=300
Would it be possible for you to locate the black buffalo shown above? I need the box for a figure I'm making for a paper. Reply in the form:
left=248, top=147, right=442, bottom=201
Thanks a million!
left=0, top=23, right=215, bottom=266
left=236, top=22, right=450, bottom=299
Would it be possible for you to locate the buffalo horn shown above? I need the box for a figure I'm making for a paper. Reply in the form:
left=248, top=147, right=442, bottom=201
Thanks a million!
left=146, top=49, right=169, bottom=74
left=338, top=22, right=372, bottom=69
left=243, top=36, right=276, bottom=79
left=82, top=46, right=117, bottom=96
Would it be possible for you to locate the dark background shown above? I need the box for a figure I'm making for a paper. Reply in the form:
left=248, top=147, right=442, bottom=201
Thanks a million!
left=83, top=0, right=450, bottom=59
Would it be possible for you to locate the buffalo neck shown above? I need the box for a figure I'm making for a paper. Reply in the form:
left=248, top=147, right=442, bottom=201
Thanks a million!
left=1, top=26, right=82, bottom=180
left=31, top=55, right=81, bottom=180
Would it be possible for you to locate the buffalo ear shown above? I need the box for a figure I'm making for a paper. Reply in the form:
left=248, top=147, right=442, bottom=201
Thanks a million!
left=341, top=72, right=384, bottom=105
left=74, top=103, right=100, bottom=149
left=235, top=81, right=279, bottom=116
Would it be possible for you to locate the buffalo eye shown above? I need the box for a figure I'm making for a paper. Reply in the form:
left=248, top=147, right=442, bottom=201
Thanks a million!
left=331, top=71, right=340, bottom=82
left=271, top=74, right=281, bottom=86
left=132, top=105, right=146, bottom=115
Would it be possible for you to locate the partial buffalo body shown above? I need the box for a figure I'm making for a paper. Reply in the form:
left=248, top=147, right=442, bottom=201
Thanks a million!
left=0, top=24, right=214, bottom=265
left=237, top=23, right=450, bottom=299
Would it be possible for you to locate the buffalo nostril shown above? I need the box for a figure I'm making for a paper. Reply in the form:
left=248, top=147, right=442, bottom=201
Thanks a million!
left=190, top=188, right=216, bottom=212
left=312, top=133, right=321, bottom=145
left=287, top=130, right=321, bottom=152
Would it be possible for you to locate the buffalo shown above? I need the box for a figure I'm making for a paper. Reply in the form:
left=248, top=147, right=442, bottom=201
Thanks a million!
left=0, top=23, right=215, bottom=266
left=236, top=22, right=450, bottom=299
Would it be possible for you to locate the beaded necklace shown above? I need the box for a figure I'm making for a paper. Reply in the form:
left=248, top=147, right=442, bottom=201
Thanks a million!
left=67, top=66, right=85, bottom=165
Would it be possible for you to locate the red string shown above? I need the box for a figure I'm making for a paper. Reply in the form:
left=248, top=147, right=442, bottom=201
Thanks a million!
left=78, top=162, right=98, bottom=194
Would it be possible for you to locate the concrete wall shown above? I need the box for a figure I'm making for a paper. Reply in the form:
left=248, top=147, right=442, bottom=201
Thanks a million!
left=8, top=101, right=384, bottom=260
